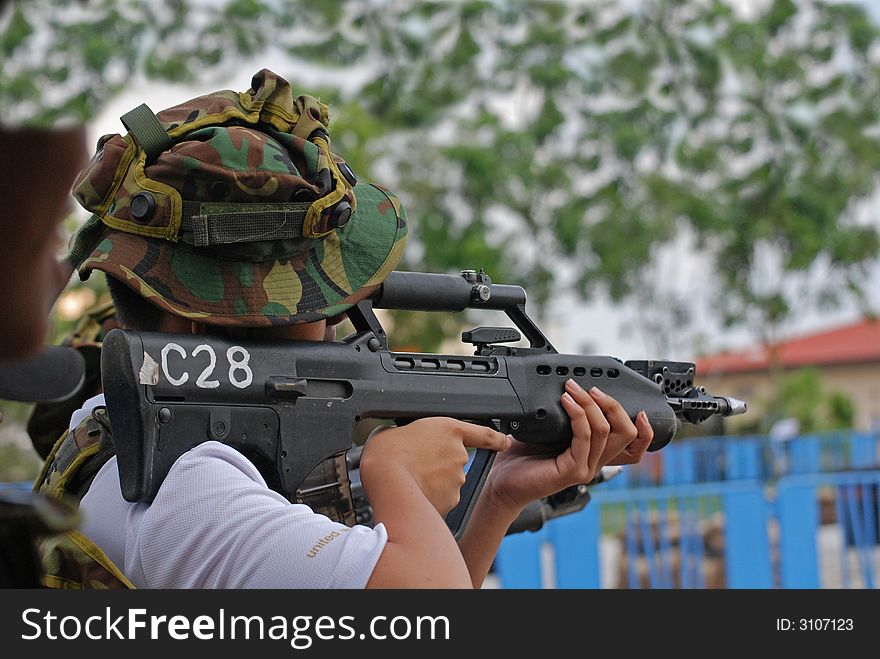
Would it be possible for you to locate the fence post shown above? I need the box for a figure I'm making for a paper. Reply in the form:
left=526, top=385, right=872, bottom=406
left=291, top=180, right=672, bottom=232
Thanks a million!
left=850, top=433, right=877, bottom=469
left=777, top=478, right=820, bottom=588
left=726, top=439, right=761, bottom=480
left=663, top=444, right=696, bottom=485
left=789, top=436, right=821, bottom=474
left=495, top=528, right=546, bottom=588
left=722, top=483, right=773, bottom=587
left=548, top=504, right=601, bottom=588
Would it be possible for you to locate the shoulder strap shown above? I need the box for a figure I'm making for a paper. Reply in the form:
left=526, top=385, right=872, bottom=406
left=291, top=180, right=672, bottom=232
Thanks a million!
left=34, top=408, right=133, bottom=589
left=35, top=407, right=115, bottom=501
left=39, top=530, right=135, bottom=589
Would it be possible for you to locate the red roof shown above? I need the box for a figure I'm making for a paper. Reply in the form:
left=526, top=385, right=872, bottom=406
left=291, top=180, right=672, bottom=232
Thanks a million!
left=696, top=318, right=880, bottom=375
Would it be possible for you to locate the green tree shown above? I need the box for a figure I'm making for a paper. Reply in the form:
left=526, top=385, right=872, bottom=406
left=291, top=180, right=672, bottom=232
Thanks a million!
left=333, top=0, right=880, bottom=351
left=3, top=0, right=879, bottom=353
left=772, top=367, right=854, bottom=432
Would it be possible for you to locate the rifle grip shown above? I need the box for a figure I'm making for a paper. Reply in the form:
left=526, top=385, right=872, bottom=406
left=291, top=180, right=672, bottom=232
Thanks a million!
left=445, top=448, right=496, bottom=540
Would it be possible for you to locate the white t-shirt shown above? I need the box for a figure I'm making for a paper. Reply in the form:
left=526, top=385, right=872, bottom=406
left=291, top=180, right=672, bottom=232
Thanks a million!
left=77, top=395, right=387, bottom=588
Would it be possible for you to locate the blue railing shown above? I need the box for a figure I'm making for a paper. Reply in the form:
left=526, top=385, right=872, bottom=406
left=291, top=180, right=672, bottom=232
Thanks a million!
left=776, top=470, right=880, bottom=588
left=495, top=431, right=880, bottom=589
left=496, top=479, right=772, bottom=588
left=605, top=430, right=879, bottom=487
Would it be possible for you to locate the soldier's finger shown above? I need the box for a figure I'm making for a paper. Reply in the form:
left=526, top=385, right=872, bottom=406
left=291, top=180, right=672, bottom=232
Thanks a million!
left=588, top=386, right=636, bottom=439
left=561, top=391, right=591, bottom=469
left=630, top=411, right=654, bottom=458
left=609, top=412, right=654, bottom=465
left=457, top=421, right=512, bottom=452
left=565, top=379, right=609, bottom=474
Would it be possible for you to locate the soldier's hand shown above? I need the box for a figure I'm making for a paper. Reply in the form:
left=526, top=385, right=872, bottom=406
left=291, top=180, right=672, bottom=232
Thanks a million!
left=360, top=417, right=510, bottom=516
left=483, top=379, right=653, bottom=514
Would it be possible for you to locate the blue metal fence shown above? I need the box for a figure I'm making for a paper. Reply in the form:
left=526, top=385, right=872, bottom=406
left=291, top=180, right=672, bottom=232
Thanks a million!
left=495, top=432, right=880, bottom=589
left=605, top=431, right=879, bottom=488
left=496, top=480, right=773, bottom=588
left=776, top=470, right=880, bottom=589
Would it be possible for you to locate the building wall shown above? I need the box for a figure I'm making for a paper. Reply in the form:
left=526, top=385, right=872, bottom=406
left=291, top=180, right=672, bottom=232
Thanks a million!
left=700, top=362, right=880, bottom=431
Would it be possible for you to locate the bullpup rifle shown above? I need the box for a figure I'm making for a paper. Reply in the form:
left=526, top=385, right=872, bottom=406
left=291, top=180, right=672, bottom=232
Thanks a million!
left=101, top=269, right=746, bottom=537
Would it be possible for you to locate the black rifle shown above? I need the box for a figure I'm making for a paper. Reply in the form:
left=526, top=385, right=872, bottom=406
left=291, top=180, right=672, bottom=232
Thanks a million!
left=101, top=269, right=746, bottom=538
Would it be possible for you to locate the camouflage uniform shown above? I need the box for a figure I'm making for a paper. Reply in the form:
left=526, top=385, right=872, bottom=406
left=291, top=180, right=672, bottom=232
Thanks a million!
left=36, top=69, right=409, bottom=588
left=35, top=411, right=133, bottom=589
left=27, top=300, right=116, bottom=459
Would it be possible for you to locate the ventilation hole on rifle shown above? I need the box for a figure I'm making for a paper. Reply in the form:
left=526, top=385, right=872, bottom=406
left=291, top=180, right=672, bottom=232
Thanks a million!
left=281, top=451, right=287, bottom=458
left=421, top=358, right=440, bottom=369
left=556, top=366, right=569, bottom=376
left=607, top=368, right=620, bottom=378
left=537, top=365, right=551, bottom=375
left=394, top=357, right=415, bottom=369
left=687, top=380, right=692, bottom=387
left=471, top=361, right=491, bottom=372
left=675, top=379, right=681, bottom=388
left=355, top=415, right=361, bottom=422
left=573, top=367, right=586, bottom=377
left=590, top=368, right=603, bottom=377
left=535, top=408, right=547, bottom=419
left=447, top=360, right=465, bottom=371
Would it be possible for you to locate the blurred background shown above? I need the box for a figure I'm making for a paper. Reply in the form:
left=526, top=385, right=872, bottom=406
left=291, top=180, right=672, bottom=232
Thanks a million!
left=2, top=0, right=879, bottom=588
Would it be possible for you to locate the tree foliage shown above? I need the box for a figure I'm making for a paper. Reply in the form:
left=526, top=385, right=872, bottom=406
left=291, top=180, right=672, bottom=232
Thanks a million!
left=3, top=0, right=879, bottom=351
left=770, top=367, right=854, bottom=432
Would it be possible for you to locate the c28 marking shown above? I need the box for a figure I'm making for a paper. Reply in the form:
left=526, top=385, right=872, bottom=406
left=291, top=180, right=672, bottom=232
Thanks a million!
left=159, top=342, right=253, bottom=389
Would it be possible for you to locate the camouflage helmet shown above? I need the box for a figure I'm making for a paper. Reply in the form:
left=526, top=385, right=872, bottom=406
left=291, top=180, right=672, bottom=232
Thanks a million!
left=65, top=69, right=407, bottom=326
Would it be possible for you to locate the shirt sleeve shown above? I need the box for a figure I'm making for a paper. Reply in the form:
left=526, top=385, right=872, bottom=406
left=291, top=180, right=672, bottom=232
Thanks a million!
left=130, top=441, right=387, bottom=589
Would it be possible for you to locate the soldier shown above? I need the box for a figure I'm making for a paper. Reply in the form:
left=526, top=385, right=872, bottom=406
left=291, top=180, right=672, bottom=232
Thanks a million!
left=38, top=70, right=654, bottom=588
